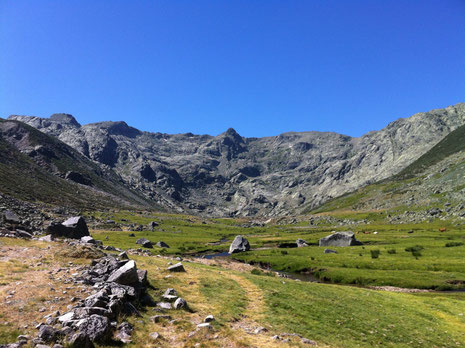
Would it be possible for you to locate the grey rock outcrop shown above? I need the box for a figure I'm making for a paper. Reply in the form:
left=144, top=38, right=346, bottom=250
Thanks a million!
left=296, top=239, right=309, bottom=247
left=229, top=235, right=250, bottom=253
left=319, top=232, right=362, bottom=247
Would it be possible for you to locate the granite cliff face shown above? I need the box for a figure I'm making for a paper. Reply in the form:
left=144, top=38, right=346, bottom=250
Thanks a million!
left=9, top=103, right=465, bottom=216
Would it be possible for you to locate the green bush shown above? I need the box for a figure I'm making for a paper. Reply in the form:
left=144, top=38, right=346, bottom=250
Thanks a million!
left=370, top=250, right=380, bottom=259
left=445, top=242, right=464, bottom=247
left=387, top=249, right=397, bottom=254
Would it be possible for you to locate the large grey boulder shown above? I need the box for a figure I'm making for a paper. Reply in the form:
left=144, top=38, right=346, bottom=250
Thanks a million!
left=319, top=231, right=362, bottom=247
left=229, top=235, right=250, bottom=253
left=107, top=260, right=139, bottom=285
left=47, top=216, right=89, bottom=239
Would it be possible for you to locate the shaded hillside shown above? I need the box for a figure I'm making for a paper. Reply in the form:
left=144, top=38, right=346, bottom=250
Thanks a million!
left=0, top=119, right=159, bottom=210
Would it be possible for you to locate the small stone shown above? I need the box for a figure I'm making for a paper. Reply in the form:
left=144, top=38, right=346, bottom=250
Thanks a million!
left=174, top=297, right=187, bottom=309
left=157, top=302, right=172, bottom=310
left=149, top=332, right=161, bottom=340
left=197, top=323, right=211, bottom=329
left=204, top=315, right=215, bottom=323
left=167, top=262, right=185, bottom=272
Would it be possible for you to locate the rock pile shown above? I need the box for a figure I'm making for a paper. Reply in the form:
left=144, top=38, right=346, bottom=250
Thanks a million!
left=22, top=254, right=152, bottom=347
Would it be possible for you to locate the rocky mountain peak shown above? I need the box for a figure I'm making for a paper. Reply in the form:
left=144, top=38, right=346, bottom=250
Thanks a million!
left=49, top=113, right=81, bottom=127
left=86, top=121, right=142, bottom=138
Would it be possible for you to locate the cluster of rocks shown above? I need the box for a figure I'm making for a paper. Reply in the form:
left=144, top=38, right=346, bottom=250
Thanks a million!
left=25, top=254, right=152, bottom=347
left=0, top=208, right=44, bottom=240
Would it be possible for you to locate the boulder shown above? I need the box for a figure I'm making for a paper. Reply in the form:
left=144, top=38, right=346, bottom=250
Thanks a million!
left=167, top=262, right=185, bottom=272
left=324, top=249, right=337, bottom=254
left=136, top=238, right=153, bottom=248
left=77, top=314, right=111, bottom=342
left=47, top=216, right=89, bottom=239
left=107, top=260, right=139, bottom=285
left=229, top=235, right=250, bottom=253
left=319, top=231, right=362, bottom=247
left=156, top=241, right=170, bottom=248
left=296, top=239, right=309, bottom=247
left=38, top=325, right=58, bottom=343
left=68, top=332, right=95, bottom=348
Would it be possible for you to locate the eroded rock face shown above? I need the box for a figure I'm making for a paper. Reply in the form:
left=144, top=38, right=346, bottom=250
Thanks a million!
left=229, top=235, right=250, bottom=253
left=9, top=103, right=465, bottom=216
left=319, top=231, right=363, bottom=247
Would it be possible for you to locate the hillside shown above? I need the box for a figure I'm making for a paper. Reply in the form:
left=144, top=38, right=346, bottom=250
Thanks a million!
left=0, top=119, right=158, bottom=210
left=309, top=122, right=465, bottom=221
left=8, top=103, right=465, bottom=217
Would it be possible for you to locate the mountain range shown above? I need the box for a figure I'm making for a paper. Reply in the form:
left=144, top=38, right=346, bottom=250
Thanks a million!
left=4, top=102, right=465, bottom=216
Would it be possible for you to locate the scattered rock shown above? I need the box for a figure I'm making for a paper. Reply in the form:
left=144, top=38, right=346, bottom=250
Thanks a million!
left=156, top=241, right=170, bottom=248
left=149, top=332, right=160, bottom=340
left=173, top=297, right=187, bottom=309
left=296, top=239, right=309, bottom=247
left=136, top=238, right=153, bottom=248
left=204, top=315, right=215, bottom=323
left=324, top=249, right=337, bottom=254
left=81, top=236, right=95, bottom=244
left=167, top=263, right=185, bottom=272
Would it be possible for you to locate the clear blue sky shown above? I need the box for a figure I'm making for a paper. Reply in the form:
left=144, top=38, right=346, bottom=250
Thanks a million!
left=1, top=1, right=464, bottom=137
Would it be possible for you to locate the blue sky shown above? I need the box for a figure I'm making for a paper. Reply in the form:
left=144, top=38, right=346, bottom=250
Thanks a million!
left=1, top=1, right=464, bottom=137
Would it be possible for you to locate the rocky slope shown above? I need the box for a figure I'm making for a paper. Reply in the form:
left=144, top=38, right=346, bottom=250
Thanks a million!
left=8, top=103, right=465, bottom=216
left=0, top=119, right=155, bottom=210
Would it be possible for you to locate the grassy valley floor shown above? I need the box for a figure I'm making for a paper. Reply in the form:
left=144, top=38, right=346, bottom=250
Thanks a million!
left=1, top=210, right=465, bottom=347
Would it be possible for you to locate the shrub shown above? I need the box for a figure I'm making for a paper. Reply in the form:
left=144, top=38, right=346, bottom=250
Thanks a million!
left=281, top=250, right=288, bottom=255
left=370, top=250, right=380, bottom=259
left=445, top=242, right=464, bottom=247
left=405, top=245, right=424, bottom=253
left=387, top=249, right=396, bottom=254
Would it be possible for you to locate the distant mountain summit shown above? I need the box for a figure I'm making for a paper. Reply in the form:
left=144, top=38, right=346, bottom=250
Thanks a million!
left=8, top=103, right=465, bottom=216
